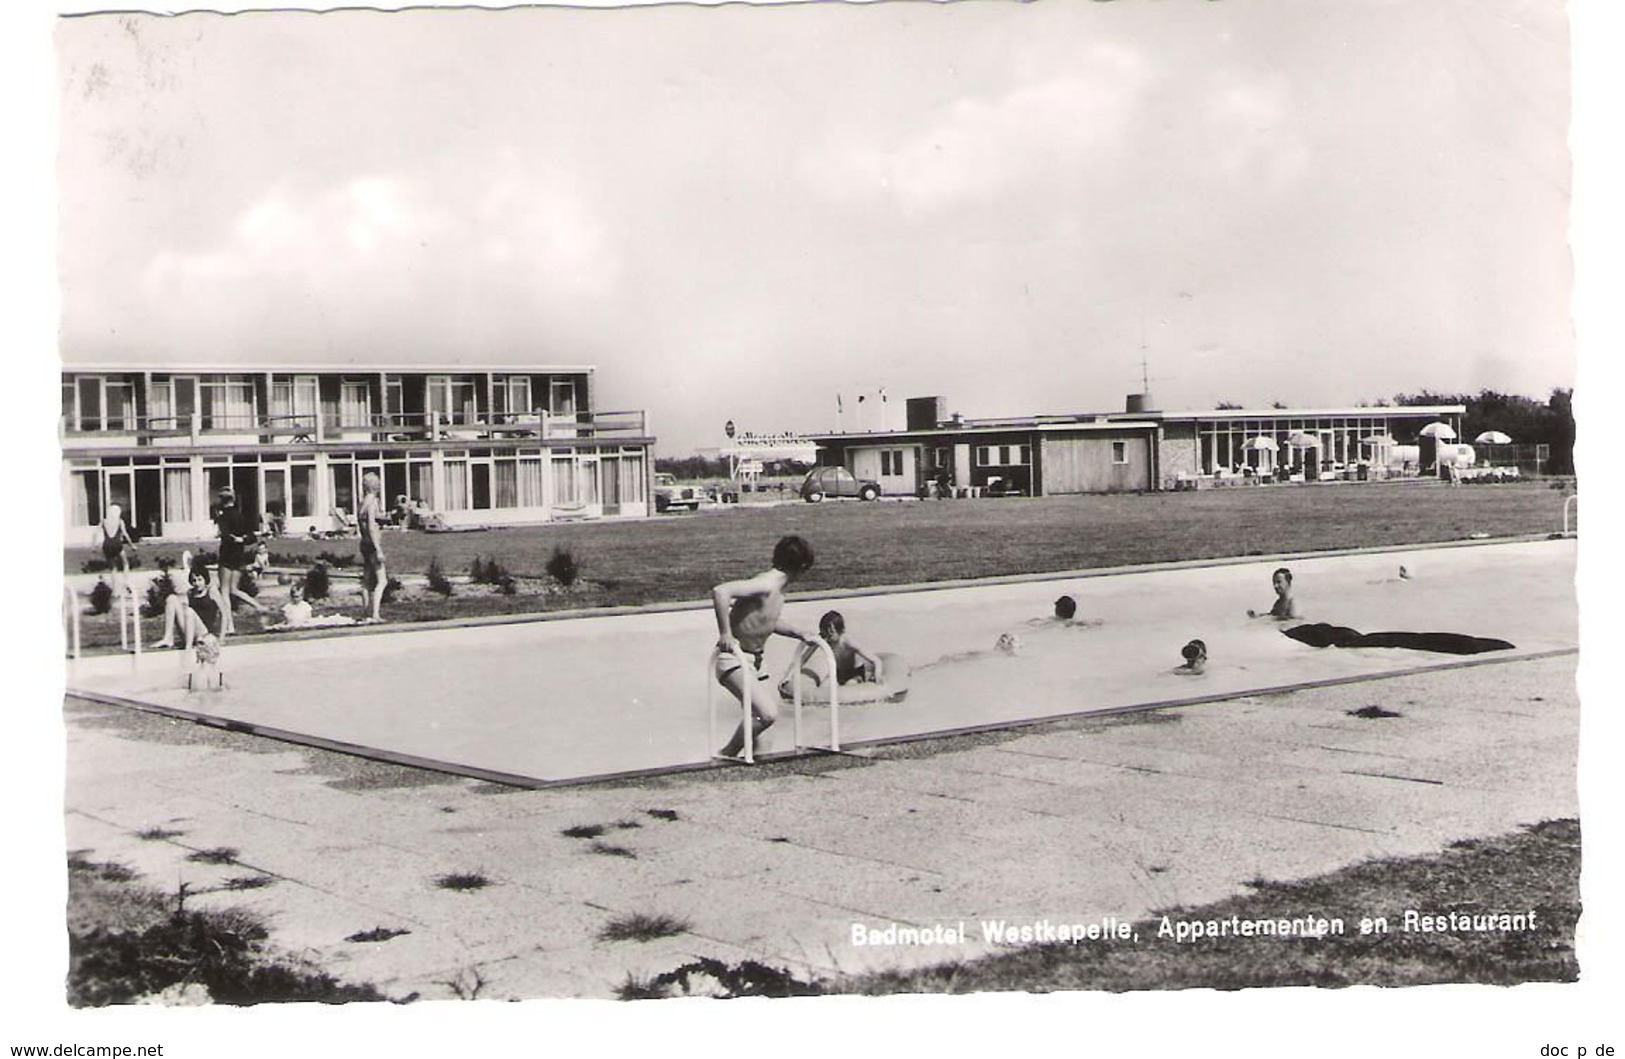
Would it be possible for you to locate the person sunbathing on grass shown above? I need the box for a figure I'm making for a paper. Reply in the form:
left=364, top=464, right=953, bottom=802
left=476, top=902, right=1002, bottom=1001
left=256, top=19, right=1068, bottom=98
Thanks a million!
left=1247, top=567, right=1300, bottom=621
left=264, top=581, right=357, bottom=631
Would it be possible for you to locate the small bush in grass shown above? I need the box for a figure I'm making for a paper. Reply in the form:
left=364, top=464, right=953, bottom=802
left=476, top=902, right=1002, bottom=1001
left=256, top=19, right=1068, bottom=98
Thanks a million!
left=546, top=545, right=580, bottom=587
left=598, top=912, right=689, bottom=943
left=141, top=572, right=178, bottom=619
left=499, top=576, right=518, bottom=596
left=315, top=550, right=354, bottom=569
left=381, top=576, right=404, bottom=605
left=433, top=871, right=489, bottom=892
left=427, top=556, right=454, bottom=596
left=304, top=564, right=331, bottom=600
left=81, top=558, right=111, bottom=574
left=88, top=579, right=114, bottom=615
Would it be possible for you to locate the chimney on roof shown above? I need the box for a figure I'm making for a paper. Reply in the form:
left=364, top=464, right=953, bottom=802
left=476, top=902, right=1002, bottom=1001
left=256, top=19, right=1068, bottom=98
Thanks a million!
left=1125, top=393, right=1157, bottom=415
left=906, top=396, right=948, bottom=431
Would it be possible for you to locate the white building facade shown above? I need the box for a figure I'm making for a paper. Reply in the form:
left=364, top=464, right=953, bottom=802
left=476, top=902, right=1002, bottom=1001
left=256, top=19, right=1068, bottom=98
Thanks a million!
left=62, top=364, right=654, bottom=541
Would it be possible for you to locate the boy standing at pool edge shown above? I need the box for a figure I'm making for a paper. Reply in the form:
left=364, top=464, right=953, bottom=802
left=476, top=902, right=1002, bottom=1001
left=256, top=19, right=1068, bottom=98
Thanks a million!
left=713, top=535, right=820, bottom=758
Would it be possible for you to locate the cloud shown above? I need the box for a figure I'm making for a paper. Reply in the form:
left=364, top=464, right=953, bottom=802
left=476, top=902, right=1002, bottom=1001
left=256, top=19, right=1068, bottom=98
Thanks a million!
left=801, top=42, right=1154, bottom=215
left=137, top=173, right=619, bottom=348
left=1205, top=79, right=1310, bottom=191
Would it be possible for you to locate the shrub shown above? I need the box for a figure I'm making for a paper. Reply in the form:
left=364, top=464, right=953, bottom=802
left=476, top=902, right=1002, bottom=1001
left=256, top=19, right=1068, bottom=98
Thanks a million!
left=468, top=556, right=510, bottom=586
left=381, top=577, right=404, bottom=605
left=304, top=564, right=331, bottom=601
left=88, top=579, right=114, bottom=615
left=141, top=573, right=177, bottom=619
left=499, top=576, right=518, bottom=596
left=315, top=550, right=354, bottom=569
left=427, top=557, right=454, bottom=596
left=546, top=545, right=580, bottom=588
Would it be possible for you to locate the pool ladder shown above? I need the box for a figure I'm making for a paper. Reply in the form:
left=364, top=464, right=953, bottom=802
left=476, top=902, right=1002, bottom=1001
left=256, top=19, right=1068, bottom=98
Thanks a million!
left=708, top=642, right=841, bottom=765
left=63, top=580, right=141, bottom=668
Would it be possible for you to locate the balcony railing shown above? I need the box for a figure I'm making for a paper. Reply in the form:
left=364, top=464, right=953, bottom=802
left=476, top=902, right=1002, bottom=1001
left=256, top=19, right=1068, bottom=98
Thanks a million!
left=61, top=408, right=650, bottom=446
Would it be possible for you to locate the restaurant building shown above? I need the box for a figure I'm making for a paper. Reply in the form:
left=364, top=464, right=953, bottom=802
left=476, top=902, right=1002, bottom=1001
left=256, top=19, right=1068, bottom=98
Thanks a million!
left=808, top=395, right=1467, bottom=497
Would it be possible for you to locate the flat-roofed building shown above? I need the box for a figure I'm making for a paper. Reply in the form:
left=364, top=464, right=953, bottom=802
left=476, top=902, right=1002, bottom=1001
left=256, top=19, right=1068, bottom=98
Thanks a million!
left=808, top=395, right=1466, bottom=497
left=61, top=364, right=655, bottom=540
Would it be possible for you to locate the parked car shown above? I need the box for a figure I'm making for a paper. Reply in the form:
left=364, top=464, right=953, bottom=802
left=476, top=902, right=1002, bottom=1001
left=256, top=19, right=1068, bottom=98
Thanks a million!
left=654, top=473, right=705, bottom=513
left=799, top=466, right=881, bottom=503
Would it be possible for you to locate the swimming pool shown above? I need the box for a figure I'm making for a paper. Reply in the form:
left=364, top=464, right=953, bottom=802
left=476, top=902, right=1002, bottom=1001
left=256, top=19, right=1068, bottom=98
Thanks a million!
left=65, top=539, right=1576, bottom=785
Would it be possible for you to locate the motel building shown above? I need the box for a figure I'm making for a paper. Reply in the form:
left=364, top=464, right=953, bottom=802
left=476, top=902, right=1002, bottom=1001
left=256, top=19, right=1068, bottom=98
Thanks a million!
left=61, top=364, right=656, bottom=542
left=808, top=395, right=1467, bottom=498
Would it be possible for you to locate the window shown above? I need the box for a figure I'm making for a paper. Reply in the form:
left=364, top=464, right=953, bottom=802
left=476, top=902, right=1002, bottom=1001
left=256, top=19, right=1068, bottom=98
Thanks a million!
left=494, top=376, right=532, bottom=420
left=880, top=450, right=905, bottom=476
left=340, top=381, right=371, bottom=427
left=163, top=467, right=193, bottom=523
left=550, top=378, right=578, bottom=417
left=271, top=376, right=320, bottom=431
left=199, top=376, right=255, bottom=430
left=441, top=458, right=470, bottom=510
left=69, top=376, right=136, bottom=432
left=975, top=446, right=991, bottom=467
left=1112, top=441, right=1128, bottom=465
left=427, top=376, right=478, bottom=425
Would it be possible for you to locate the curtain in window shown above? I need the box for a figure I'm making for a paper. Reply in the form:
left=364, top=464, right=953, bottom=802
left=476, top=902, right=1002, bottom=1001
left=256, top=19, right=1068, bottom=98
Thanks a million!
left=163, top=468, right=193, bottom=524
left=70, top=472, right=94, bottom=526
left=551, top=459, right=577, bottom=505
left=340, top=383, right=370, bottom=427
left=494, top=461, right=518, bottom=508
left=149, top=383, right=173, bottom=427
left=517, top=458, right=543, bottom=507
left=410, top=463, right=434, bottom=509
left=619, top=455, right=644, bottom=502
left=441, top=460, right=469, bottom=510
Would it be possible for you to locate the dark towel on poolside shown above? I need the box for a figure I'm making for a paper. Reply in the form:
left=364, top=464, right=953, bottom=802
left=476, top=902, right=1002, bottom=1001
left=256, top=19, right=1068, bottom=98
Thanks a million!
left=1283, top=623, right=1513, bottom=655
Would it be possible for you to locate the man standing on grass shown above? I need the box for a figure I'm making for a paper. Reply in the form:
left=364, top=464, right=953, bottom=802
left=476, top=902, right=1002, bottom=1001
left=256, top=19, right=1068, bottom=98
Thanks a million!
left=358, top=472, right=387, bottom=623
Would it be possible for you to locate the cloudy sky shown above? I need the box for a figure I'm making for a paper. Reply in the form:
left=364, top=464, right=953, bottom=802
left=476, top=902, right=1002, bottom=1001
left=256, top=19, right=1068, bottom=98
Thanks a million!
left=56, top=0, right=1574, bottom=453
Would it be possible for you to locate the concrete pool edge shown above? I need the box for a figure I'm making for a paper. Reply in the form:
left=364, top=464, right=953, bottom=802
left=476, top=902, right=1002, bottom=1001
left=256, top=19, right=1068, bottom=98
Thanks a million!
left=65, top=645, right=1578, bottom=790
left=68, top=532, right=1576, bottom=655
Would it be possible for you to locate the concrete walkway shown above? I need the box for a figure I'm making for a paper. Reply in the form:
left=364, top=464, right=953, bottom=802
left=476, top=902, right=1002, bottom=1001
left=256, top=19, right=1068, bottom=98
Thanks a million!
left=64, top=651, right=1577, bottom=999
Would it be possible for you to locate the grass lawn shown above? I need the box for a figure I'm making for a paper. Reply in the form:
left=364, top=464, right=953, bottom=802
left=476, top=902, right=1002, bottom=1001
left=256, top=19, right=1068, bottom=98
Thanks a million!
left=622, top=818, right=1581, bottom=998
left=67, top=481, right=1571, bottom=650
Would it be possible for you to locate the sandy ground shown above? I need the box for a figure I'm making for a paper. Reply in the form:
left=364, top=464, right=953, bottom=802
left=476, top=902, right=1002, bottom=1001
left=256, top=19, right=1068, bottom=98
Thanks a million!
left=64, top=651, right=1577, bottom=1000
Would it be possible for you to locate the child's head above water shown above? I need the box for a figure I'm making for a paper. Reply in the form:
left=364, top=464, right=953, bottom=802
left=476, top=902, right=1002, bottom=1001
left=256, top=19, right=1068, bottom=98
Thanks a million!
left=1272, top=567, right=1293, bottom=593
left=771, top=535, right=815, bottom=577
left=1054, top=595, right=1077, bottom=620
left=818, top=610, right=846, bottom=642
left=995, top=632, right=1022, bottom=655
left=1181, top=639, right=1208, bottom=664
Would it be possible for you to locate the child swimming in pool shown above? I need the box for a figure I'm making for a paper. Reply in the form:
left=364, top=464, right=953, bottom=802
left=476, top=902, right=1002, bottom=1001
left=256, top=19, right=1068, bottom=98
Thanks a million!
left=1247, top=567, right=1300, bottom=620
left=713, top=535, right=822, bottom=758
left=1030, top=595, right=1103, bottom=628
left=1174, top=638, right=1207, bottom=675
left=779, top=609, right=886, bottom=699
